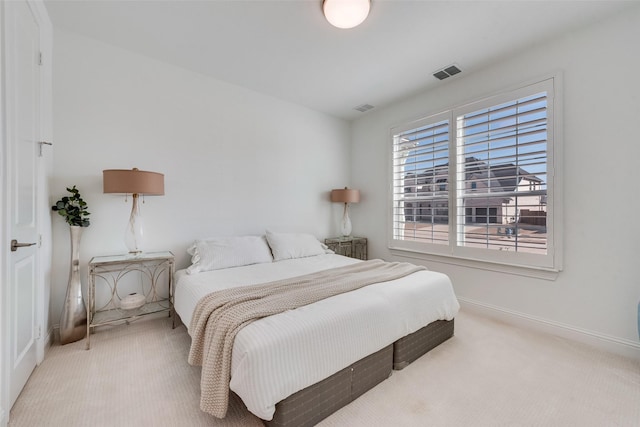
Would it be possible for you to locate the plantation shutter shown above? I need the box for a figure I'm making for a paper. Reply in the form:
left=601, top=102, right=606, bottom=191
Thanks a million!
left=388, top=77, right=558, bottom=270
left=392, top=117, right=450, bottom=246
left=455, top=90, right=548, bottom=254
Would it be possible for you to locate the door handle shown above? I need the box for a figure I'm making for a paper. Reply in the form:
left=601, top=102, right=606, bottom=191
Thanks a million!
left=10, top=240, right=36, bottom=252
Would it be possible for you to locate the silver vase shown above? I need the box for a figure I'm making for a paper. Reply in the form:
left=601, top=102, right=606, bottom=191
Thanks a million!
left=59, top=225, right=87, bottom=345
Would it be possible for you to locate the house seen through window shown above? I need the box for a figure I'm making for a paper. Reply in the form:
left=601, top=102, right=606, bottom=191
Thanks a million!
left=391, top=77, right=560, bottom=270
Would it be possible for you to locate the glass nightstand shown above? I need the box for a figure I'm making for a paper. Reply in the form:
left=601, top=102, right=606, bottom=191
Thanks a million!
left=86, top=251, right=174, bottom=349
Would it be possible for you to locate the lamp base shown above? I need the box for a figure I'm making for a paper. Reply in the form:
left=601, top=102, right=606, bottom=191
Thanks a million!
left=125, top=194, right=144, bottom=253
left=340, top=203, right=352, bottom=237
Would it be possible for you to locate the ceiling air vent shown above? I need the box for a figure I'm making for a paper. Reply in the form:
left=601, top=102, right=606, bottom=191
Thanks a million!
left=354, top=104, right=375, bottom=113
left=433, top=64, right=462, bottom=81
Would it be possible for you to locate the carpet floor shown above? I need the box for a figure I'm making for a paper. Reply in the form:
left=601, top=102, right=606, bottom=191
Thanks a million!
left=8, top=309, right=640, bottom=426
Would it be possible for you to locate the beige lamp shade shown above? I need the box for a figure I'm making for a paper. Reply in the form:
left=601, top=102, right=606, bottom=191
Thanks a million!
left=103, top=168, right=164, bottom=195
left=330, top=188, right=360, bottom=204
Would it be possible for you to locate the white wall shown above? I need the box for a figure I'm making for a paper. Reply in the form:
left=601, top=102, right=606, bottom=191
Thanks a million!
left=351, top=6, right=640, bottom=354
left=50, top=29, right=351, bottom=329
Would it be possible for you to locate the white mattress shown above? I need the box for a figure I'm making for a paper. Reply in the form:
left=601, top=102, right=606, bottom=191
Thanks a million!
left=174, top=254, right=459, bottom=420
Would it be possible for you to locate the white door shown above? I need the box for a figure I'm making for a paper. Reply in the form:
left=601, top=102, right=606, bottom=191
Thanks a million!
left=5, top=0, right=41, bottom=408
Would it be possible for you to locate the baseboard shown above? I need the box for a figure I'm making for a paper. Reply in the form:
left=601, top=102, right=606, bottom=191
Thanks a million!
left=51, top=325, right=59, bottom=347
left=36, top=326, right=53, bottom=365
left=44, top=326, right=54, bottom=350
left=458, top=297, right=640, bottom=360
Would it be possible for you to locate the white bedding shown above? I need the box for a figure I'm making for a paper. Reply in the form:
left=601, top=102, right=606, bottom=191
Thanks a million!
left=174, top=254, right=459, bottom=420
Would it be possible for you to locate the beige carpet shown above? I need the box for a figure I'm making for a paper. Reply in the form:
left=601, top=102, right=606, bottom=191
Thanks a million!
left=9, top=310, right=640, bottom=427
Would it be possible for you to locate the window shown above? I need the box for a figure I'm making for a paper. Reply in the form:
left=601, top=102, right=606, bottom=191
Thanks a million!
left=390, top=77, right=561, bottom=271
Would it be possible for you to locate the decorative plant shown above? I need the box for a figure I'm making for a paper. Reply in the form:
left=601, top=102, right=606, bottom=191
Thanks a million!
left=52, top=185, right=91, bottom=227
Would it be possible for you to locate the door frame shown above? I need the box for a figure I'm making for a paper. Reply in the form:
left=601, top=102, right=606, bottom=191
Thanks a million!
left=0, top=1, right=52, bottom=424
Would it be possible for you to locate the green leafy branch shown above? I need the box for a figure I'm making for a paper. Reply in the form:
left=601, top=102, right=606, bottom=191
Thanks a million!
left=52, top=185, right=91, bottom=227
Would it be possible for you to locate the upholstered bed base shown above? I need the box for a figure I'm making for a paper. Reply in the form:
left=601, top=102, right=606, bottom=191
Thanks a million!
left=263, top=318, right=455, bottom=427
left=264, top=344, right=393, bottom=427
left=393, top=319, right=455, bottom=370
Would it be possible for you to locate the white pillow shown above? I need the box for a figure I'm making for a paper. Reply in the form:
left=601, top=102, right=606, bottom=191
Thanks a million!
left=265, top=230, right=332, bottom=261
left=186, top=235, right=273, bottom=274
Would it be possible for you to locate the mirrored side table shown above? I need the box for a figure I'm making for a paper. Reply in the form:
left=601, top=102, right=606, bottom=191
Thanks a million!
left=324, top=237, right=367, bottom=260
left=86, top=251, right=174, bottom=349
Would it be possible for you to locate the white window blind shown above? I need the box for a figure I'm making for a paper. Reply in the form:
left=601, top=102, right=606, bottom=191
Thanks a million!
left=390, top=77, right=560, bottom=270
left=392, top=116, right=450, bottom=248
left=456, top=90, right=548, bottom=254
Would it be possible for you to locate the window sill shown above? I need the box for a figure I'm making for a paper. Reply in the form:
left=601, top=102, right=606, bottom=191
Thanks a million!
left=389, top=247, right=560, bottom=281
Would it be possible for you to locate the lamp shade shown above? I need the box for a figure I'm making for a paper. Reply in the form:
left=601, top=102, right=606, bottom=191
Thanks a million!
left=103, top=168, right=164, bottom=195
left=323, top=0, right=370, bottom=29
left=331, top=188, right=360, bottom=203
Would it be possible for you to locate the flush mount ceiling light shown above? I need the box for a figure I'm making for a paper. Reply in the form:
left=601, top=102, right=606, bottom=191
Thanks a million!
left=323, top=0, right=371, bottom=29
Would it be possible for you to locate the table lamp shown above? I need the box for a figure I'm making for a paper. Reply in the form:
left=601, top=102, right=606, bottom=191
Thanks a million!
left=330, top=187, right=360, bottom=236
left=103, top=168, right=164, bottom=254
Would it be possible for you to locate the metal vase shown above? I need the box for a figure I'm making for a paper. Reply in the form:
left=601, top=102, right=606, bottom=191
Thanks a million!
left=59, top=225, right=87, bottom=345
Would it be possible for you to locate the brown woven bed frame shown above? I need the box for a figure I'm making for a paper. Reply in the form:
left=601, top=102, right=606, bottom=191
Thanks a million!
left=176, top=310, right=453, bottom=426
left=264, top=318, right=455, bottom=427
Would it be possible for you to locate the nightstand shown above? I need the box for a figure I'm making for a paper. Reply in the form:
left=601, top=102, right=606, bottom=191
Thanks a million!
left=86, top=251, right=174, bottom=349
left=324, top=237, right=367, bottom=260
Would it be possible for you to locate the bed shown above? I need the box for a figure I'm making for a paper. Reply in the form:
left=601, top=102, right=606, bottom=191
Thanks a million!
left=174, top=232, right=459, bottom=426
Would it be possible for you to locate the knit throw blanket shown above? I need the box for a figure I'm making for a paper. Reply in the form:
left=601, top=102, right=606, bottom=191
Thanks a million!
left=187, top=259, right=426, bottom=418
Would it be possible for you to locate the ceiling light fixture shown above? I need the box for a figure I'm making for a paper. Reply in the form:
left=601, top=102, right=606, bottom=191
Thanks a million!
left=323, top=0, right=371, bottom=29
